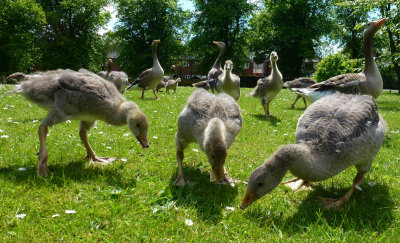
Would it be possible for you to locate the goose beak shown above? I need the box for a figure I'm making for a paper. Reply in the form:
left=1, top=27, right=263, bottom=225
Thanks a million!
left=374, top=18, right=387, bottom=29
left=240, top=190, right=258, bottom=210
left=213, top=41, right=219, bottom=45
left=136, top=134, right=149, bottom=150
left=154, top=40, right=160, bottom=44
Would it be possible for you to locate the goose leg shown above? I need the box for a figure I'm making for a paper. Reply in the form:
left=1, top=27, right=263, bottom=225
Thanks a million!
left=291, top=95, right=301, bottom=109
left=79, top=121, right=114, bottom=165
left=174, top=149, right=194, bottom=186
left=284, top=177, right=312, bottom=191
left=302, top=97, right=307, bottom=108
left=210, top=166, right=237, bottom=187
left=318, top=171, right=366, bottom=210
left=262, top=98, right=270, bottom=119
left=153, top=89, right=159, bottom=100
left=37, top=124, right=49, bottom=177
left=141, top=89, right=145, bottom=99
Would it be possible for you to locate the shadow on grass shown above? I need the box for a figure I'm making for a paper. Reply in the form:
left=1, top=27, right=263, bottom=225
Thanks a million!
left=168, top=165, right=238, bottom=224
left=0, top=160, right=136, bottom=189
left=250, top=114, right=281, bottom=125
left=245, top=183, right=394, bottom=233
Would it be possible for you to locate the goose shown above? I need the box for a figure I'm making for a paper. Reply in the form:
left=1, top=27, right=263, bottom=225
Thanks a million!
left=192, top=80, right=210, bottom=90
left=156, top=65, right=177, bottom=92
left=96, top=59, right=129, bottom=94
left=294, top=18, right=386, bottom=103
left=248, top=51, right=283, bottom=119
left=166, top=78, right=181, bottom=94
left=174, top=89, right=242, bottom=186
left=208, top=41, right=225, bottom=93
left=127, top=40, right=164, bottom=99
left=283, top=77, right=316, bottom=108
left=216, top=60, right=241, bottom=100
left=7, top=69, right=149, bottom=177
left=240, top=93, right=385, bottom=210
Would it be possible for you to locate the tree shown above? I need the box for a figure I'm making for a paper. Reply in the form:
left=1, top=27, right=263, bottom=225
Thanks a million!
left=115, top=0, right=190, bottom=77
left=332, top=0, right=369, bottom=59
left=0, top=0, right=46, bottom=77
left=248, top=0, right=334, bottom=80
left=189, top=0, right=255, bottom=74
left=37, top=0, right=110, bottom=71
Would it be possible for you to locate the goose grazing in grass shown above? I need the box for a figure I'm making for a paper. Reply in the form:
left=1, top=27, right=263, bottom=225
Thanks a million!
left=241, top=93, right=385, bottom=210
left=128, top=40, right=164, bottom=99
left=217, top=60, right=240, bottom=100
left=192, top=80, right=210, bottom=90
left=7, top=69, right=149, bottom=177
left=248, top=51, right=283, bottom=119
left=283, top=77, right=316, bottom=109
left=97, top=59, right=129, bottom=94
left=166, top=78, right=181, bottom=94
left=208, top=41, right=225, bottom=93
left=294, top=18, right=386, bottom=103
left=174, top=89, right=242, bottom=187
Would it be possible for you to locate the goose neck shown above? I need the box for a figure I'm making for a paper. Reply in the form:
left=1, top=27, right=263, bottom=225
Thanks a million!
left=363, top=35, right=378, bottom=75
left=213, top=47, right=225, bottom=69
left=152, top=45, right=160, bottom=68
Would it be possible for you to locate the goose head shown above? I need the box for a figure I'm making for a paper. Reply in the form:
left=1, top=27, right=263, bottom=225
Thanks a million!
left=213, top=41, right=225, bottom=51
left=224, top=60, right=233, bottom=72
left=270, top=51, right=278, bottom=63
left=152, top=39, right=160, bottom=48
left=176, top=78, right=181, bottom=83
left=364, top=18, right=386, bottom=39
left=128, top=109, right=149, bottom=150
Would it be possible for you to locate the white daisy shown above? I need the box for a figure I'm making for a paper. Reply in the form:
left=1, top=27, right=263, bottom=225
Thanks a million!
left=185, top=219, right=193, bottom=226
left=16, top=213, right=26, bottom=219
left=65, top=210, right=76, bottom=214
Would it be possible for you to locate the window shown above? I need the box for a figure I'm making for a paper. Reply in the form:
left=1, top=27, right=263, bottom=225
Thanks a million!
left=183, top=61, right=189, bottom=67
left=244, top=62, right=249, bottom=69
left=253, top=63, right=263, bottom=74
left=185, top=75, right=192, bottom=79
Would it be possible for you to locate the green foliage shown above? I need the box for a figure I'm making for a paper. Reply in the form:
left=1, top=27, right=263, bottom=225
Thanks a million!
left=0, top=0, right=46, bottom=77
left=37, top=0, right=110, bottom=71
left=115, top=0, right=190, bottom=77
left=248, top=0, right=334, bottom=80
left=189, top=0, right=255, bottom=74
left=314, top=53, right=363, bottom=82
left=1, top=85, right=399, bottom=240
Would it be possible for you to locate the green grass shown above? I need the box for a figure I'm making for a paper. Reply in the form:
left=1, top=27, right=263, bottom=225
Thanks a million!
left=0, top=85, right=399, bottom=241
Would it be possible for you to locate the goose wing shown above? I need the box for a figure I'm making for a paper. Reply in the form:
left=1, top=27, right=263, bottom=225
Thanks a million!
left=310, top=73, right=366, bottom=94
left=296, top=93, right=380, bottom=153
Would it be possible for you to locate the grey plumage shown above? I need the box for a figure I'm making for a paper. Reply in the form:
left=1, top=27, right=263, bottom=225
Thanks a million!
left=174, top=89, right=242, bottom=186
left=192, top=80, right=210, bottom=90
left=216, top=60, right=241, bottom=100
left=128, top=40, right=164, bottom=99
left=166, top=78, right=181, bottom=94
left=241, top=93, right=385, bottom=210
left=249, top=51, right=283, bottom=119
left=10, top=69, right=149, bottom=177
left=283, top=77, right=316, bottom=108
left=97, top=70, right=129, bottom=94
left=208, top=41, right=225, bottom=93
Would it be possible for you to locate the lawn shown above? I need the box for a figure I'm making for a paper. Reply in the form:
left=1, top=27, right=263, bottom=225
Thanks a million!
left=0, top=85, right=399, bottom=241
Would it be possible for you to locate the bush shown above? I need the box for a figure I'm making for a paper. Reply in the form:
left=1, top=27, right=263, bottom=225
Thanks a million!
left=313, top=53, right=363, bottom=82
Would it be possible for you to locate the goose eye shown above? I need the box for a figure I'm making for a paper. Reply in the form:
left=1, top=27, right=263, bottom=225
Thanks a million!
left=136, top=124, right=140, bottom=128
left=257, top=182, right=263, bottom=187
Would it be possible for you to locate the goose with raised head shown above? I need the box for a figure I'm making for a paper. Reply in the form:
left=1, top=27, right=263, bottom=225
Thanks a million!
left=283, top=77, right=316, bottom=108
left=216, top=60, right=240, bottom=100
left=294, top=18, right=386, bottom=102
left=7, top=69, right=149, bottom=177
left=128, top=40, right=164, bottom=99
left=248, top=51, right=283, bottom=119
left=166, top=78, right=181, bottom=94
left=208, top=41, right=225, bottom=93
left=174, top=89, right=242, bottom=187
left=241, top=93, right=385, bottom=210
left=96, top=59, right=129, bottom=94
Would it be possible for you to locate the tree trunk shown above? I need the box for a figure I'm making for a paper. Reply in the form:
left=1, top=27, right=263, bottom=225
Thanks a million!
left=387, top=28, right=400, bottom=93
